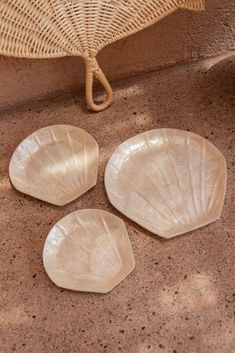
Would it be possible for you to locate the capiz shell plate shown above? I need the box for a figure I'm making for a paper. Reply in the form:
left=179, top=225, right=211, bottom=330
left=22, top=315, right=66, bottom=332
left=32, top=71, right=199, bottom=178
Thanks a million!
left=9, top=125, right=99, bottom=206
left=105, top=129, right=227, bottom=238
left=43, top=209, right=135, bottom=293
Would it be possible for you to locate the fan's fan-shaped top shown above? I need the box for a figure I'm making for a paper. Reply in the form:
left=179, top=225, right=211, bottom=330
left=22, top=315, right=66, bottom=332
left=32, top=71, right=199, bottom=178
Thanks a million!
left=0, top=0, right=204, bottom=111
left=0, top=0, right=204, bottom=58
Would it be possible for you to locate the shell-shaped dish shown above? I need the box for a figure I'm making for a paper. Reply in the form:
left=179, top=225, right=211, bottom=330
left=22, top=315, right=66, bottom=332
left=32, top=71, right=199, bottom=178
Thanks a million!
left=105, top=129, right=227, bottom=238
left=9, top=125, right=99, bottom=206
left=43, top=209, right=135, bottom=293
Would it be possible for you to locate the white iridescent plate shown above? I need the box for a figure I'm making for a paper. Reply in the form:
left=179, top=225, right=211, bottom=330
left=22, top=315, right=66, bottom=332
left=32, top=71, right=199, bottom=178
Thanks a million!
left=9, top=125, right=99, bottom=206
left=43, top=209, right=135, bottom=293
left=105, top=129, right=227, bottom=238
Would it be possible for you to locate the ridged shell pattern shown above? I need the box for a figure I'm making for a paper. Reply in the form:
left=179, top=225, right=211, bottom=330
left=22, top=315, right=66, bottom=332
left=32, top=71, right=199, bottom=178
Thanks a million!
left=9, top=125, right=99, bottom=206
left=105, top=129, right=227, bottom=238
left=43, top=209, right=135, bottom=293
left=0, top=0, right=204, bottom=58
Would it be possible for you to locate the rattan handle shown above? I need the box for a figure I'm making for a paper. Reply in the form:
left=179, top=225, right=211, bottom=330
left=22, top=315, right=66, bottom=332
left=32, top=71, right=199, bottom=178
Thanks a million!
left=85, top=57, right=113, bottom=112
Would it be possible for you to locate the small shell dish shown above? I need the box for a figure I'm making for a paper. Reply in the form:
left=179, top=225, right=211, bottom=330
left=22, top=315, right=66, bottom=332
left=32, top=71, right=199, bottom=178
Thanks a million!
left=43, top=209, right=135, bottom=293
left=105, top=129, right=227, bottom=238
left=9, top=125, right=99, bottom=206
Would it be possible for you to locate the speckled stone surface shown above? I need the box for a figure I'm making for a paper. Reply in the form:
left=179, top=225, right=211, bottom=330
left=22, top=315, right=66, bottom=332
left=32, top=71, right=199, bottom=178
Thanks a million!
left=0, top=54, right=235, bottom=353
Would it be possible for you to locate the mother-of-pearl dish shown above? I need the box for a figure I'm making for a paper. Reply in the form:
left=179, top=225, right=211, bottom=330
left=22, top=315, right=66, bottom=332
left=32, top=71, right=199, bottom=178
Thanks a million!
left=9, top=125, right=99, bottom=206
left=105, top=129, right=227, bottom=238
left=43, top=209, right=135, bottom=293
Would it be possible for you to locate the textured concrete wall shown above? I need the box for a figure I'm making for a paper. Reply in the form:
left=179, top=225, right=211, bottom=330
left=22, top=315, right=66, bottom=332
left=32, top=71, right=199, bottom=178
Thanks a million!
left=0, top=0, right=234, bottom=109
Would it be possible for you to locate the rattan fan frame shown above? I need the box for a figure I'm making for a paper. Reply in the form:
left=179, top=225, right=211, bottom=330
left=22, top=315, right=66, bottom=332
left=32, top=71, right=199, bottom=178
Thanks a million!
left=0, top=0, right=205, bottom=111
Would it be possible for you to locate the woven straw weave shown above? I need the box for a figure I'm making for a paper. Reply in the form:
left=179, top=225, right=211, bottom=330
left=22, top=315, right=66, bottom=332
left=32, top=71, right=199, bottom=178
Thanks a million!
left=0, top=0, right=204, bottom=111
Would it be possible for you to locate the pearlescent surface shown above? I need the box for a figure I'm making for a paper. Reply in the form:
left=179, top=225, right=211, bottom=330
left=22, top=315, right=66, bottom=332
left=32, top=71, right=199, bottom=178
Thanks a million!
left=43, top=209, right=135, bottom=293
left=105, top=129, right=227, bottom=238
left=9, top=125, right=99, bottom=205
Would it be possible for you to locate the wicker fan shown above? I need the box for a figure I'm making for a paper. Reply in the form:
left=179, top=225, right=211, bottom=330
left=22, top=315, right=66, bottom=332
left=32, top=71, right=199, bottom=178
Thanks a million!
left=0, top=0, right=204, bottom=111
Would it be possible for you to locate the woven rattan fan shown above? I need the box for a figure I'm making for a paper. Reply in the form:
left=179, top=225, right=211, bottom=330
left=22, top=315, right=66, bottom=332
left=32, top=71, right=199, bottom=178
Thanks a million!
left=0, top=1, right=204, bottom=111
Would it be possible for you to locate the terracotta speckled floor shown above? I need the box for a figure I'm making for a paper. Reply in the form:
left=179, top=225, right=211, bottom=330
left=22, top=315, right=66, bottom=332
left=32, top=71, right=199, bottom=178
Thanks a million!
left=0, top=54, right=235, bottom=353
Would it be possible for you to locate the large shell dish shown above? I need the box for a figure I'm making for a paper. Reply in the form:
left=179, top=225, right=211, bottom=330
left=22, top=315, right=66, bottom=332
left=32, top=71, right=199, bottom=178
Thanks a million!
left=43, top=209, right=135, bottom=293
left=105, top=129, right=227, bottom=238
left=9, top=125, right=99, bottom=206
left=0, top=1, right=204, bottom=111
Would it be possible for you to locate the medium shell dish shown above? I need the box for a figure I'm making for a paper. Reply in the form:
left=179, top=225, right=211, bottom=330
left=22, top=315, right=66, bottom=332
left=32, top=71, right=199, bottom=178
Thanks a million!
left=9, top=125, right=98, bottom=206
left=105, top=129, right=227, bottom=238
left=43, top=209, right=135, bottom=293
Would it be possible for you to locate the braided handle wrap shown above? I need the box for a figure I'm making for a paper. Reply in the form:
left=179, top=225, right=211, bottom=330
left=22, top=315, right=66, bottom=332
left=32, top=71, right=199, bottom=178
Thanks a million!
left=85, top=57, right=113, bottom=112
